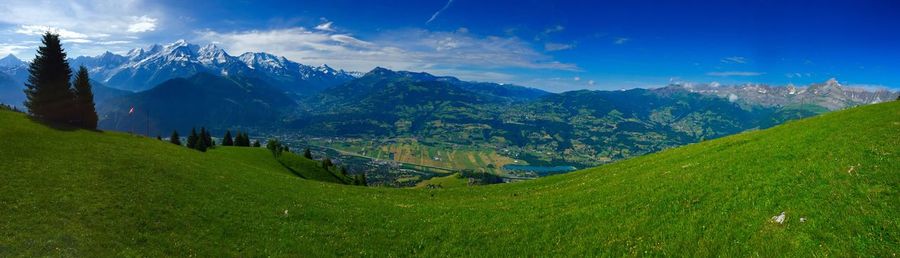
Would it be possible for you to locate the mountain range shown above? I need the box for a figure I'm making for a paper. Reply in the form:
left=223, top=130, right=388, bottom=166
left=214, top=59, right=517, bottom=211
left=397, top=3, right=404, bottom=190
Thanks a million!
left=69, top=40, right=357, bottom=93
left=678, top=78, right=896, bottom=111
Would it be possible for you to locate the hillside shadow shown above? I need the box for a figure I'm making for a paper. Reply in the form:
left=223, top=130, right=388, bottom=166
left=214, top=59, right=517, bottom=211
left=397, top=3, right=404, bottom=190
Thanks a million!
left=26, top=116, right=105, bottom=133
left=277, top=160, right=308, bottom=179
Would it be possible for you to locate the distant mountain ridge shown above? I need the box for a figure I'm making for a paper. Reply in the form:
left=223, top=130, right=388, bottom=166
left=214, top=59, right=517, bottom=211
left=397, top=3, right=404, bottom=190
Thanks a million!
left=677, top=78, right=898, bottom=111
left=98, top=72, right=296, bottom=135
left=70, top=40, right=358, bottom=93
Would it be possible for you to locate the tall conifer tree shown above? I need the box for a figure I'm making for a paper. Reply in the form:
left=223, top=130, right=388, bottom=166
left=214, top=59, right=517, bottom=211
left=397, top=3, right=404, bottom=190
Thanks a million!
left=222, top=130, right=234, bottom=146
left=72, top=66, right=98, bottom=129
left=187, top=128, right=198, bottom=149
left=24, top=32, right=75, bottom=123
left=170, top=130, right=182, bottom=145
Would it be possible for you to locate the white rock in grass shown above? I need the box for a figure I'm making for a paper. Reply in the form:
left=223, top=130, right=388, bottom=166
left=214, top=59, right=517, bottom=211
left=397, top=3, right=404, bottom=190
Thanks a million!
left=800, top=217, right=806, bottom=223
left=771, top=211, right=786, bottom=224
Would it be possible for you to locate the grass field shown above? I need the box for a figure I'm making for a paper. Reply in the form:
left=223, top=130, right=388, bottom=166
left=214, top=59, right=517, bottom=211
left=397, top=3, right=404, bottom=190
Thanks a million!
left=0, top=101, right=898, bottom=256
left=315, top=138, right=519, bottom=174
left=414, top=173, right=469, bottom=189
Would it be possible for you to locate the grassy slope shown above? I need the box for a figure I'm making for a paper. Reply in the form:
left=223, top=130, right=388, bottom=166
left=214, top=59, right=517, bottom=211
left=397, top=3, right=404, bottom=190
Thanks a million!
left=414, top=173, right=469, bottom=189
left=0, top=101, right=898, bottom=256
left=276, top=152, right=349, bottom=184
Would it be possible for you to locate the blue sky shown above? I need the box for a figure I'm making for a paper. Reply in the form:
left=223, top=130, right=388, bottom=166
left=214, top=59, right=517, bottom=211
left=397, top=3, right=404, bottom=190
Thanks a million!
left=1, top=0, right=898, bottom=91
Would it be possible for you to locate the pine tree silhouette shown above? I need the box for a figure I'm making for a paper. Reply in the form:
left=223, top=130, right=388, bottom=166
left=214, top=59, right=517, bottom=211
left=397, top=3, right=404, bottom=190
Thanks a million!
left=170, top=130, right=182, bottom=145
left=72, top=66, right=98, bottom=129
left=24, top=32, right=75, bottom=124
left=187, top=128, right=198, bottom=149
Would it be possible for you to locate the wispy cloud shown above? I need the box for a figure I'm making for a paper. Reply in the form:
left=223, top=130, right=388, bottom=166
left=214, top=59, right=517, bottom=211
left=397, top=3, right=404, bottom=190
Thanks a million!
left=613, top=37, right=629, bottom=45
left=544, top=25, right=565, bottom=34
left=544, top=42, right=573, bottom=51
left=707, top=71, right=764, bottom=77
left=127, top=16, right=157, bottom=33
left=785, top=72, right=812, bottom=79
left=314, top=21, right=335, bottom=32
left=721, top=56, right=747, bottom=64
left=0, top=0, right=165, bottom=57
left=15, top=25, right=90, bottom=39
left=426, top=0, right=454, bottom=24
left=0, top=44, right=33, bottom=56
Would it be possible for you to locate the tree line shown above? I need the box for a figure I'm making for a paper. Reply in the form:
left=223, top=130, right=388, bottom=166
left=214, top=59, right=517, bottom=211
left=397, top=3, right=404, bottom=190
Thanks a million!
left=23, top=32, right=98, bottom=129
left=166, top=128, right=260, bottom=152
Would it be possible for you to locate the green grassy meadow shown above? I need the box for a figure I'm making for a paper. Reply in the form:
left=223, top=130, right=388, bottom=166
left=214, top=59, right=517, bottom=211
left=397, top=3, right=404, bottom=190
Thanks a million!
left=0, top=101, right=898, bottom=256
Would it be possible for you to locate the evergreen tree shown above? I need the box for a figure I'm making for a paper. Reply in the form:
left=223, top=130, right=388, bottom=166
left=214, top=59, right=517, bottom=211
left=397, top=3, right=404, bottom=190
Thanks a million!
left=236, top=132, right=250, bottom=146
left=72, top=66, right=97, bottom=129
left=303, top=148, right=313, bottom=159
left=170, top=130, right=182, bottom=145
left=340, top=166, right=348, bottom=176
left=266, top=138, right=282, bottom=157
left=24, top=32, right=75, bottom=124
left=187, top=128, right=198, bottom=149
left=353, top=174, right=368, bottom=186
left=232, top=132, right=242, bottom=146
left=208, top=130, right=215, bottom=147
left=244, top=133, right=252, bottom=146
left=156, top=135, right=162, bottom=141
left=199, top=127, right=212, bottom=150
left=322, top=158, right=333, bottom=170
left=222, top=130, right=234, bottom=146
left=196, top=139, right=208, bottom=152
left=253, top=140, right=261, bottom=147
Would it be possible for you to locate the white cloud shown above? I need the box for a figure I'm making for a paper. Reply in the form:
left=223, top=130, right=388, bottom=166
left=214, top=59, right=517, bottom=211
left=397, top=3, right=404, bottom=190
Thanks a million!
left=315, top=21, right=335, bottom=32
left=544, top=42, right=573, bottom=51
left=721, top=56, right=747, bottom=64
left=198, top=27, right=579, bottom=76
left=785, top=72, right=812, bottom=79
left=613, top=37, right=630, bottom=45
left=0, top=0, right=164, bottom=57
left=588, top=80, right=596, bottom=85
left=0, top=44, right=33, bottom=56
left=97, top=40, right=133, bottom=45
left=728, top=93, right=739, bottom=102
left=127, top=16, right=157, bottom=33
left=426, top=0, right=454, bottom=24
left=573, top=76, right=581, bottom=81
left=544, top=25, right=565, bottom=34
left=15, top=25, right=89, bottom=39
left=707, top=71, right=764, bottom=77
left=330, top=34, right=373, bottom=47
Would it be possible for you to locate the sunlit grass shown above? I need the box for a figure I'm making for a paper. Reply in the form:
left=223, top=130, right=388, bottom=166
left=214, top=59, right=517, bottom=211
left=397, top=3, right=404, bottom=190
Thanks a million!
left=0, top=101, right=897, bottom=256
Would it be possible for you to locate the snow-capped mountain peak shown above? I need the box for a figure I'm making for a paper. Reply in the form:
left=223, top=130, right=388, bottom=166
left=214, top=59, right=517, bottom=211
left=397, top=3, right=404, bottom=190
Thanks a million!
left=238, top=52, right=286, bottom=70
left=69, top=40, right=358, bottom=93
left=197, top=44, right=232, bottom=65
left=677, top=78, right=897, bottom=111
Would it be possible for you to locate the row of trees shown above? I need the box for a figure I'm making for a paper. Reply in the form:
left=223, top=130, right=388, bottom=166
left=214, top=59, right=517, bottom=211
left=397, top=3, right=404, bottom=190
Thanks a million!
left=222, top=130, right=255, bottom=147
left=186, top=127, right=215, bottom=152
left=23, top=32, right=97, bottom=129
left=166, top=128, right=261, bottom=152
